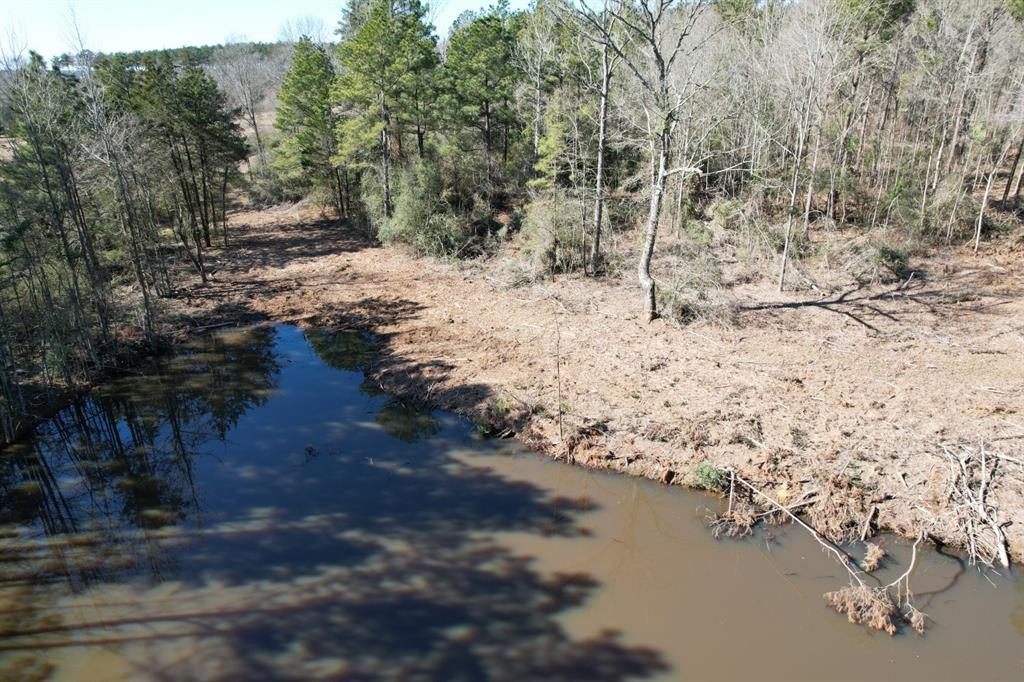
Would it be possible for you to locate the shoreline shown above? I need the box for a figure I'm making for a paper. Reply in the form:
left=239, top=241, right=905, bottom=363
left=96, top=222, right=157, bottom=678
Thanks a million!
left=175, top=204, right=1024, bottom=565
left=8, top=202, right=1023, bottom=567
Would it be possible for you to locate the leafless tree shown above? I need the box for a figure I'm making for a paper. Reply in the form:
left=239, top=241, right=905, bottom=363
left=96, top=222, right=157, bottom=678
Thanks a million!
left=209, top=44, right=287, bottom=169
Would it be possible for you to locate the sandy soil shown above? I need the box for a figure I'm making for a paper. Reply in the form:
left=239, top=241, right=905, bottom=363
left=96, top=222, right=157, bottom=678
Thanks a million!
left=173, top=203, right=1024, bottom=561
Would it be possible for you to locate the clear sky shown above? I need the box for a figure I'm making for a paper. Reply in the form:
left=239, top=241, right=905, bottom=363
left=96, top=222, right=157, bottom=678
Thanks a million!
left=0, top=0, right=530, bottom=60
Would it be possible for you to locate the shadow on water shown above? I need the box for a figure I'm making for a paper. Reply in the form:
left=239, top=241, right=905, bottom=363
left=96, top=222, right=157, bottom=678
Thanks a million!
left=0, top=326, right=668, bottom=680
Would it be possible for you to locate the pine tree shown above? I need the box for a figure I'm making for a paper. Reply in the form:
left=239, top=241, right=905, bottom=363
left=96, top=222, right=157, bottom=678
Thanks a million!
left=274, top=37, right=344, bottom=214
left=335, top=0, right=438, bottom=218
left=442, top=2, right=521, bottom=184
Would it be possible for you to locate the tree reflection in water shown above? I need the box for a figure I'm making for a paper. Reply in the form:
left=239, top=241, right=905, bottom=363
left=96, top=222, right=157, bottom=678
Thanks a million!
left=305, top=327, right=441, bottom=443
left=0, top=325, right=668, bottom=680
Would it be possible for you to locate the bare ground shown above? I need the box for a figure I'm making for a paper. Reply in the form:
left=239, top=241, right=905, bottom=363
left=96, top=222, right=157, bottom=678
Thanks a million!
left=171, top=203, right=1024, bottom=561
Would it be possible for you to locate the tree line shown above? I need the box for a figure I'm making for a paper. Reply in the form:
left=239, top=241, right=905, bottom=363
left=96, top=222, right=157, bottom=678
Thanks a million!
left=270, top=0, right=1024, bottom=318
left=0, top=47, right=251, bottom=442
left=2, top=0, right=1023, bottom=442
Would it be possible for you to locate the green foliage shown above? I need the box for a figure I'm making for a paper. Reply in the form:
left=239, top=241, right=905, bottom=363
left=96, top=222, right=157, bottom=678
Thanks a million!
left=875, top=245, right=911, bottom=279
left=376, top=160, right=466, bottom=256
left=656, top=247, right=732, bottom=325
left=334, top=0, right=438, bottom=152
left=441, top=3, right=521, bottom=178
left=521, top=189, right=587, bottom=275
left=472, top=395, right=516, bottom=436
left=691, top=463, right=727, bottom=491
left=1008, top=0, right=1024, bottom=22
left=274, top=38, right=341, bottom=210
left=332, top=0, right=440, bottom=222
left=840, top=0, right=916, bottom=43
left=529, top=114, right=567, bottom=190
left=0, top=43, right=249, bottom=440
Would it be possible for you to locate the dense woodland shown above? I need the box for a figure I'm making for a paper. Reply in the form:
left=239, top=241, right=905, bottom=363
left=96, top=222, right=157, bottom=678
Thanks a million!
left=2, top=0, right=1024, bottom=443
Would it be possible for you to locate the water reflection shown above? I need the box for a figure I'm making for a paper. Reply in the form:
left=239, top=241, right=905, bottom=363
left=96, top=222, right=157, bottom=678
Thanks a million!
left=306, top=328, right=441, bottom=443
left=0, top=325, right=666, bottom=680
left=2, top=325, right=1022, bottom=681
left=1013, top=578, right=1024, bottom=638
left=1, top=328, right=281, bottom=566
left=303, top=327, right=376, bottom=374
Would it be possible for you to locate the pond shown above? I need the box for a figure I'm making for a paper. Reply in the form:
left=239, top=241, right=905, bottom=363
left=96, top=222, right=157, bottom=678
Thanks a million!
left=1, top=325, right=1021, bottom=681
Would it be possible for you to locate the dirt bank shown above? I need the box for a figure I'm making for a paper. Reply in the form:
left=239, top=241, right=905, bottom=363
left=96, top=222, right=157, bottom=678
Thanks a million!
left=173, top=203, right=1024, bottom=562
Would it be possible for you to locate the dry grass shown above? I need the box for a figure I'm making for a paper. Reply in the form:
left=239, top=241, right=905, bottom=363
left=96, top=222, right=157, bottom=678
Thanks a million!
left=824, top=585, right=900, bottom=635
left=172, top=203, right=1024, bottom=568
left=861, top=542, right=886, bottom=572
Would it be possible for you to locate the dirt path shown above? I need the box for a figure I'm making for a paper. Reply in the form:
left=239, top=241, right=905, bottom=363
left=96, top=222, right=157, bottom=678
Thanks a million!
left=175, top=204, right=1024, bottom=561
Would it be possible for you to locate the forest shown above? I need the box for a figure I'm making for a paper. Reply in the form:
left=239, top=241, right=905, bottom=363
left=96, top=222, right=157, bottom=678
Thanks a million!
left=1, top=0, right=1023, bottom=445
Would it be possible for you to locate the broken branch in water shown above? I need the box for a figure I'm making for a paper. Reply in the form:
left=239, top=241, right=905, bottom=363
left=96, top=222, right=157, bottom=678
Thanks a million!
left=724, top=469, right=863, bottom=583
left=714, top=468, right=929, bottom=635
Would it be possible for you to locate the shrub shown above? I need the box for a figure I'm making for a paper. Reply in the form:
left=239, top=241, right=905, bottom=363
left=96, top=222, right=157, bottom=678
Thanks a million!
left=691, top=462, right=727, bottom=491
left=926, top=177, right=980, bottom=244
left=375, top=160, right=468, bottom=257
left=248, top=164, right=308, bottom=207
left=358, top=170, right=388, bottom=235
left=521, top=188, right=588, bottom=275
left=604, top=194, right=645, bottom=234
left=656, top=250, right=733, bottom=325
left=835, top=236, right=917, bottom=284
left=709, top=197, right=743, bottom=231
left=875, top=244, right=911, bottom=279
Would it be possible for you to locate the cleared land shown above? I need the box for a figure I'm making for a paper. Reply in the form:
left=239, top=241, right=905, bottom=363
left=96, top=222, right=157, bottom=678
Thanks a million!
left=173, top=202, right=1024, bottom=561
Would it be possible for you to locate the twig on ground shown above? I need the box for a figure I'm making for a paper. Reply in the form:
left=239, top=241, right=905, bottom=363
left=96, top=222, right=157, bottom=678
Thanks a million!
left=860, top=505, right=877, bottom=541
left=939, top=440, right=1011, bottom=568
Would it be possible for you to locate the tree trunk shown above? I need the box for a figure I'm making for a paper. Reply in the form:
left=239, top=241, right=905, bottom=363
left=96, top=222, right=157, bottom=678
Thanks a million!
left=190, top=215, right=208, bottom=285
left=590, top=42, right=610, bottom=274
left=221, top=167, right=230, bottom=247
left=380, top=94, right=393, bottom=218
left=532, top=65, right=543, bottom=172
left=1013, top=147, right=1024, bottom=200
left=248, top=107, right=266, bottom=168
left=976, top=141, right=1014, bottom=251
left=182, top=139, right=210, bottom=247
left=779, top=87, right=812, bottom=291
left=1003, top=135, right=1023, bottom=203
left=639, top=129, right=669, bottom=322
left=945, top=46, right=981, bottom=176
left=483, top=101, right=493, bottom=184
left=975, top=168, right=996, bottom=253
left=803, top=126, right=822, bottom=236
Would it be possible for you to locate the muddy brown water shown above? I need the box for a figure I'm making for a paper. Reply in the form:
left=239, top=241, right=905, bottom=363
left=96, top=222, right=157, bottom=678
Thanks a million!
left=0, top=325, right=1021, bottom=681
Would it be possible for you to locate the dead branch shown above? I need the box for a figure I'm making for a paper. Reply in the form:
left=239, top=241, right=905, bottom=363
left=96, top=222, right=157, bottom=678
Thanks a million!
left=720, top=469, right=930, bottom=635
left=940, top=440, right=1011, bottom=568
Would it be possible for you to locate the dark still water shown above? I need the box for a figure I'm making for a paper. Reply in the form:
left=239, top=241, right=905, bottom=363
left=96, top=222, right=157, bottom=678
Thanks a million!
left=1, top=325, right=1022, bottom=681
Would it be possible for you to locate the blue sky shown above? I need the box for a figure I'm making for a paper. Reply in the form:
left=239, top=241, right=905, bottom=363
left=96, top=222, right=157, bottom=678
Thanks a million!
left=0, top=0, right=530, bottom=59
